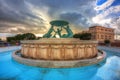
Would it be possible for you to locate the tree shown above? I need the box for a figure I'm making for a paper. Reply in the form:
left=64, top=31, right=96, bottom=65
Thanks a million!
left=7, top=33, right=36, bottom=45
left=15, top=34, right=23, bottom=40
left=73, top=33, right=81, bottom=38
left=22, top=33, right=36, bottom=40
left=73, top=33, right=92, bottom=40
left=7, top=37, right=16, bottom=44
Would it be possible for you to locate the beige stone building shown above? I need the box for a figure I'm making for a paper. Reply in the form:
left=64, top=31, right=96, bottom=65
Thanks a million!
left=0, top=37, right=7, bottom=41
left=84, top=26, right=115, bottom=42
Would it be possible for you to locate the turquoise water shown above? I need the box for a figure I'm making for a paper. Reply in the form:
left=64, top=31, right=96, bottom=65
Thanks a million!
left=0, top=49, right=120, bottom=80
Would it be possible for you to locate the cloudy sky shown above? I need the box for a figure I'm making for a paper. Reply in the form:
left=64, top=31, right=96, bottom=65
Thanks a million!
left=0, top=0, right=120, bottom=36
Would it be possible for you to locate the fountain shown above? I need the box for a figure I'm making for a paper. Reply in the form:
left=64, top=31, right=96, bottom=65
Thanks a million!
left=12, top=20, right=106, bottom=68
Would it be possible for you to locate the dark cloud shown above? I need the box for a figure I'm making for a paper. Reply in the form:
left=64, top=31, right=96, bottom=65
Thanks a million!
left=0, top=0, right=47, bottom=33
left=0, top=0, right=97, bottom=33
left=27, top=0, right=96, bottom=19
left=59, top=12, right=92, bottom=29
left=3, top=0, right=120, bottom=34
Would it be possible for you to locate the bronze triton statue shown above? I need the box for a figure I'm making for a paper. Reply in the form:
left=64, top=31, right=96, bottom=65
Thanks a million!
left=43, top=20, right=73, bottom=38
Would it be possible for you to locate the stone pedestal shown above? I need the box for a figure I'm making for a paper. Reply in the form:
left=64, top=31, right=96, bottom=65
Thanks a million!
left=21, top=38, right=98, bottom=60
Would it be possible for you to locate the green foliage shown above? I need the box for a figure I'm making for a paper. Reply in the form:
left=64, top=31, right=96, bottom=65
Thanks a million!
left=7, top=33, right=36, bottom=44
left=22, top=33, right=36, bottom=40
left=73, top=33, right=81, bottom=38
left=73, top=33, right=92, bottom=40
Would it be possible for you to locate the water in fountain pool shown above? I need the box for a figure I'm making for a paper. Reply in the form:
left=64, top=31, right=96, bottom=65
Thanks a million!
left=0, top=50, right=120, bottom=80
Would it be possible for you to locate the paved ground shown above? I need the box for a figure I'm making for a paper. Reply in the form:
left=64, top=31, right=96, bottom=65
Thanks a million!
left=98, top=46, right=120, bottom=53
left=0, top=46, right=21, bottom=53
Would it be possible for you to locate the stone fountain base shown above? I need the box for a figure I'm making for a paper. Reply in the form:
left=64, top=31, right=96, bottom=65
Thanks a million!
left=20, top=38, right=98, bottom=60
left=12, top=50, right=106, bottom=68
left=12, top=38, right=106, bottom=68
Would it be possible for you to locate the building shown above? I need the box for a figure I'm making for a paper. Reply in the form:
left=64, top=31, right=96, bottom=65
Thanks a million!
left=0, top=33, right=16, bottom=41
left=84, top=26, right=115, bottom=42
left=0, top=37, right=7, bottom=41
left=115, top=34, right=120, bottom=40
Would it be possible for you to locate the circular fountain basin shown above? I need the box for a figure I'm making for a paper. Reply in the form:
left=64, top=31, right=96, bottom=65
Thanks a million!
left=12, top=38, right=105, bottom=68
left=12, top=50, right=106, bottom=68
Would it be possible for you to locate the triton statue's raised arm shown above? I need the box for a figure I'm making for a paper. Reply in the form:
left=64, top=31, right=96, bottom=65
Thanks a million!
left=43, top=20, right=73, bottom=38
left=43, top=25, right=54, bottom=38
left=62, top=25, right=73, bottom=38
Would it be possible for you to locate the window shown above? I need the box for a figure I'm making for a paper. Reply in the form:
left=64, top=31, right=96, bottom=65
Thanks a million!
left=105, top=35, right=107, bottom=39
left=101, top=29, right=103, bottom=31
left=101, top=35, right=103, bottom=39
left=98, top=35, right=99, bottom=39
left=109, top=36, right=111, bottom=39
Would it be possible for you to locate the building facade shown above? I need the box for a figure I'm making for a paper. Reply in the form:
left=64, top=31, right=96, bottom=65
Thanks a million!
left=87, top=26, right=114, bottom=42
left=0, top=37, right=7, bottom=41
left=115, top=34, right=120, bottom=40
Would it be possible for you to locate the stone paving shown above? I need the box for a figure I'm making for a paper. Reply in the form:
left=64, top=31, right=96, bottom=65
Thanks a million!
left=98, top=46, right=120, bottom=53
left=0, top=46, right=21, bottom=53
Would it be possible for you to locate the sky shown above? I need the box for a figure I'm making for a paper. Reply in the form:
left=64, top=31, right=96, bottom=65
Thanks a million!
left=0, top=0, right=120, bottom=37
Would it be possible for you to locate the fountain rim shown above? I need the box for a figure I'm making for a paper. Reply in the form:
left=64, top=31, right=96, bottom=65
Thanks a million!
left=20, top=38, right=98, bottom=44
